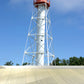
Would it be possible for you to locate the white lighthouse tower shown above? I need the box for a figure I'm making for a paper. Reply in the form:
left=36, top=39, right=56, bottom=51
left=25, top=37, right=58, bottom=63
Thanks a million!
left=22, top=0, right=54, bottom=66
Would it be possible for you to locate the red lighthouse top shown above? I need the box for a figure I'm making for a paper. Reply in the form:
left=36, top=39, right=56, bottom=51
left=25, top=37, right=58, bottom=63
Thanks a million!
left=34, top=0, right=50, bottom=8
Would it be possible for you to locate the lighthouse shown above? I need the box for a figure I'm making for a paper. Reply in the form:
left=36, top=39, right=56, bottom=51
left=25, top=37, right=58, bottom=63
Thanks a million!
left=22, top=0, right=54, bottom=66
left=34, top=0, right=50, bottom=66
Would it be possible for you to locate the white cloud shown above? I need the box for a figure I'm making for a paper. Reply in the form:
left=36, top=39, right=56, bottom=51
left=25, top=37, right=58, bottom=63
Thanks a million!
left=51, top=0, right=84, bottom=12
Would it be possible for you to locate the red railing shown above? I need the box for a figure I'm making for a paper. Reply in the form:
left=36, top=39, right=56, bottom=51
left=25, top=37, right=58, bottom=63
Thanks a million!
left=34, top=0, right=50, bottom=7
left=34, top=0, right=50, bottom=3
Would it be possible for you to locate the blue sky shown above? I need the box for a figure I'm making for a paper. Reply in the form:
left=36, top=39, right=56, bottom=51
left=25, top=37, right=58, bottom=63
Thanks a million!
left=0, top=0, right=84, bottom=65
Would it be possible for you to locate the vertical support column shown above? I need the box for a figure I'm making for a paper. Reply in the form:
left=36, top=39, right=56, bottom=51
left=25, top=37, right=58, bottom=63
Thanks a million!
left=45, top=9, right=49, bottom=66
left=36, top=5, right=46, bottom=66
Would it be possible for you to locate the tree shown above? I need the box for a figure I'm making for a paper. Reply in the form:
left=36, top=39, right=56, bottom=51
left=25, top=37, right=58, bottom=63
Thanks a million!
left=51, top=56, right=84, bottom=66
left=52, top=57, right=60, bottom=65
left=69, top=56, right=80, bottom=65
left=16, top=64, right=19, bottom=66
left=61, top=59, right=67, bottom=65
left=22, top=62, right=30, bottom=66
left=4, top=61, right=13, bottom=66
left=66, top=60, right=69, bottom=65
left=79, top=57, right=84, bottom=65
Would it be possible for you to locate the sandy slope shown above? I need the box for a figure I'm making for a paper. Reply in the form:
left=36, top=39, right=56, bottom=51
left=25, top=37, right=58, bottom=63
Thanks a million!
left=0, top=66, right=84, bottom=84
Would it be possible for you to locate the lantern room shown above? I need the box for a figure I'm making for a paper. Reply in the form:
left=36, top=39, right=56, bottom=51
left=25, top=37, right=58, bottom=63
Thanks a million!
left=34, top=0, right=50, bottom=8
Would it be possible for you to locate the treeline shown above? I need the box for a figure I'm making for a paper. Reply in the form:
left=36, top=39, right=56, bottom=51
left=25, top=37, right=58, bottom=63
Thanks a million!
left=3, top=56, right=84, bottom=66
left=4, top=61, right=30, bottom=66
left=51, top=56, right=84, bottom=65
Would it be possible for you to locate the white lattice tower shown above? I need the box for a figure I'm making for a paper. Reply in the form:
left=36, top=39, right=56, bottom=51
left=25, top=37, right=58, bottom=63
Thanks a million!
left=22, top=0, right=54, bottom=66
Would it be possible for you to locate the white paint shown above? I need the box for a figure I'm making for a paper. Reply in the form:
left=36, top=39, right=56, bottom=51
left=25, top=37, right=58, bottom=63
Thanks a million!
left=36, top=5, right=46, bottom=66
